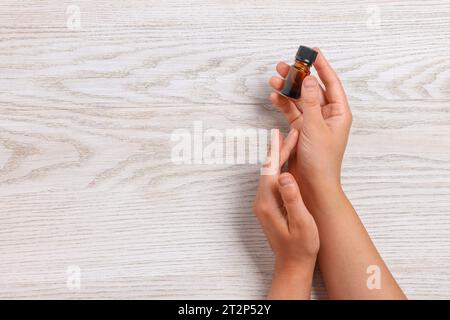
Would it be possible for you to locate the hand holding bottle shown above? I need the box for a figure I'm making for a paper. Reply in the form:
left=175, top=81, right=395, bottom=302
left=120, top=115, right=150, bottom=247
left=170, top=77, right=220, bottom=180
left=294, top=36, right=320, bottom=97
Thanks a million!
left=269, top=48, right=352, bottom=193
left=266, top=48, right=406, bottom=299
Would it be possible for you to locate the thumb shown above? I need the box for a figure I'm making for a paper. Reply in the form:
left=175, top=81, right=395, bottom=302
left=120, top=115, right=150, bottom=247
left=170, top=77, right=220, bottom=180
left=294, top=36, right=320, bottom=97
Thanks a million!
left=301, top=76, right=323, bottom=122
left=278, top=173, right=308, bottom=222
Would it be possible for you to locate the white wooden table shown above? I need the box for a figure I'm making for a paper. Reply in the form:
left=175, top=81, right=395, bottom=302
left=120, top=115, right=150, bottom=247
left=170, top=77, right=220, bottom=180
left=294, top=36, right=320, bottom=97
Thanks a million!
left=0, top=0, right=449, bottom=299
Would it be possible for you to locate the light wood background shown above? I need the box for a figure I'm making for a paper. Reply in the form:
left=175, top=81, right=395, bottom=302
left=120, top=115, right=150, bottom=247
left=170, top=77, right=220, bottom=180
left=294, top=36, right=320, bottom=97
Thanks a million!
left=0, top=0, right=449, bottom=299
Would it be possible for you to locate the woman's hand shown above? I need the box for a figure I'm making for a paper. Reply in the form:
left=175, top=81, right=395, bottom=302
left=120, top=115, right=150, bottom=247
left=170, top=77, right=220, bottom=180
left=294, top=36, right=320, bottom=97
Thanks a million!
left=253, top=129, right=319, bottom=299
left=268, top=48, right=352, bottom=191
left=268, top=50, right=406, bottom=299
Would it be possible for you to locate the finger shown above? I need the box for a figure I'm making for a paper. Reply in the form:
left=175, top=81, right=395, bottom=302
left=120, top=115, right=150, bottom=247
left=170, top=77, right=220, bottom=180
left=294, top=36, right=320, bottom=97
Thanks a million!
left=255, top=133, right=288, bottom=233
left=260, top=129, right=282, bottom=178
left=269, top=76, right=284, bottom=91
left=294, top=85, right=327, bottom=111
left=280, top=128, right=298, bottom=165
left=300, top=76, right=324, bottom=123
left=269, top=75, right=304, bottom=117
left=276, top=61, right=290, bottom=78
left=277, top=59, right=327, bottom=106
left=253, top=195, right=289, bottom=238
left=278, top=173, right=309, bottom=225
left=313, top=48, right=347, bottom=104
left=270, top=92, right=301, bottom=124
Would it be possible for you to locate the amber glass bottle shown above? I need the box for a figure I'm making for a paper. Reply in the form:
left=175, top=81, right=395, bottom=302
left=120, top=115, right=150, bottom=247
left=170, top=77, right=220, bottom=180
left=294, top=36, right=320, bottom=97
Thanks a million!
left=280, top=46, right=318, bottom=100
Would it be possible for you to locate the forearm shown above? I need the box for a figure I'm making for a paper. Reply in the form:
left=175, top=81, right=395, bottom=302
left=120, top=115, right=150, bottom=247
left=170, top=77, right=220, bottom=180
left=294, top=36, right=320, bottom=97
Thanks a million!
left=302, top=181, right=406, bottom=299
left=268, top=261, right=315, bottom=300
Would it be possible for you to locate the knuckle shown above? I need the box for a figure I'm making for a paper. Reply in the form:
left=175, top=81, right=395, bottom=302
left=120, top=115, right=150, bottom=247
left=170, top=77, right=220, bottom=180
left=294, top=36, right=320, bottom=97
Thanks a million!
left=280, top=186, right=300, bottom=205
left=301, top=99, right=319, bottom=109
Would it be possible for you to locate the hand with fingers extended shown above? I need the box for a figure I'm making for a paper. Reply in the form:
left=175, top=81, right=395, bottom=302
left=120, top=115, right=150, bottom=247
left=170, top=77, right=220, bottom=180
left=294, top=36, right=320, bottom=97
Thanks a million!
left=253, top=128, right=319, bottom=300
left=269, top=48, right=352, bottom=192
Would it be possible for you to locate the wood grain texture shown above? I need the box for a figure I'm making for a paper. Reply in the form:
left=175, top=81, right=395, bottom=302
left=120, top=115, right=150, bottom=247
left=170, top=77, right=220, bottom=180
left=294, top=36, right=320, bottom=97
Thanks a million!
left=0, top=0, right=449, bottom=299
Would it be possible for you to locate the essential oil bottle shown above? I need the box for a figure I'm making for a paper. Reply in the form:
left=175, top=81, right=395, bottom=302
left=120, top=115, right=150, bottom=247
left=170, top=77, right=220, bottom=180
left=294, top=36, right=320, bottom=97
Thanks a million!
left=280, top=46, right=318, bottom=100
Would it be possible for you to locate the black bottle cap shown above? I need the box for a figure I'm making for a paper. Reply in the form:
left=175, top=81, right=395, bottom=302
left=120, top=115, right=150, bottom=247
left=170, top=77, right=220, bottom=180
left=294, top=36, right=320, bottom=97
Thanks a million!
left=295, top=46, right=318, bottom=65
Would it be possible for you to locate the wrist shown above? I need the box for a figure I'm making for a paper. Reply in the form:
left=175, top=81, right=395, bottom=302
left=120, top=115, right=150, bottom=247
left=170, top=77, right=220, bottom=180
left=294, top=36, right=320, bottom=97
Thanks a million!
left=269, top=259, right=316, bottom=300
left=301, top=173, right=342, bottom=194
left=300, top=179, right=346, bottom=216
left=274, top=258, right=316, bottom=282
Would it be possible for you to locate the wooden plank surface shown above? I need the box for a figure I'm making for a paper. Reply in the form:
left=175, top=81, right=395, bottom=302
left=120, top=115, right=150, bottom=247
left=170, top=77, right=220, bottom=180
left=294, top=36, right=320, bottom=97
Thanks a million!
left=0, top=0, right=449, bottom=299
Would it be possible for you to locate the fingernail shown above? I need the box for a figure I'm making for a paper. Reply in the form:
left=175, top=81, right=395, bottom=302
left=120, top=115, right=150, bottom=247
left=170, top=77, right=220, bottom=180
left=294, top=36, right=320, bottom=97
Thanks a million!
left=279, top=175, right=293, bottom=186
left=304, top=77, right=317, bottom=88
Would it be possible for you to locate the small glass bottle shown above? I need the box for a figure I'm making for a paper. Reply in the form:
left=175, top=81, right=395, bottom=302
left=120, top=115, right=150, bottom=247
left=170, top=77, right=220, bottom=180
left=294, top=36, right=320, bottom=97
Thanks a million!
left=280, top=46, right=318, bottom=100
